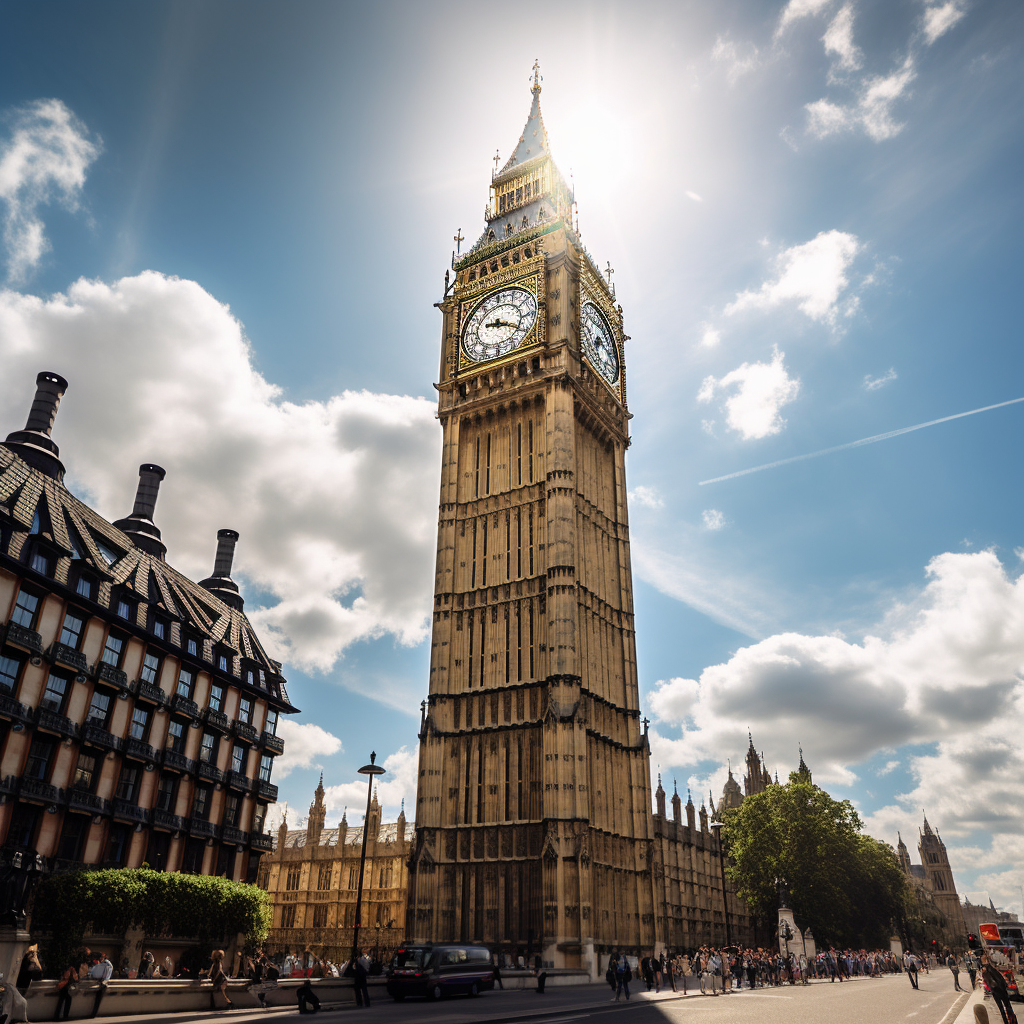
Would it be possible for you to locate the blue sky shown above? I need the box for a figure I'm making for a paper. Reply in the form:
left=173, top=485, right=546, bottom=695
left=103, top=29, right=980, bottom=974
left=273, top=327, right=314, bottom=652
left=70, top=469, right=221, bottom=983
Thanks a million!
left=1, top=0, right=1021, bottom=913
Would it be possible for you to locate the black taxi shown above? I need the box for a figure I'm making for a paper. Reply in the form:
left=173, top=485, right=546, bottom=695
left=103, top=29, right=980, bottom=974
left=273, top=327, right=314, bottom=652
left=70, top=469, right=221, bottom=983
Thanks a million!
left=386, top=944, right=494, bottom=1001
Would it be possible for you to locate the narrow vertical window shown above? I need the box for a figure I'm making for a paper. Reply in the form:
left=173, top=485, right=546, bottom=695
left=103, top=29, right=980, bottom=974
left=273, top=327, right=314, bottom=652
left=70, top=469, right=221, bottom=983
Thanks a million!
left=464, top=742, right=472, bottom=824
left=517, top=510, right=522, bottom=577
left=471, top=520, right=478, bottom=587
left=474, top=436, right=480, bottom=497
left=479, top=614, right=486, bottom=685
left=516, top=602, right=522, bottom=681
left=528, top=419, right=534, bottom=482
left=504, top=744, right=511, bottom=820
left=467, top=613, right=475, bottom=687
left=485, top=433, right=491, bottom=495
left=528, top=508, right=534, bottom=576
left=517, top=422, right=522, bottom=484
left=481, top=519, right=488, bottom=587
left=529, top=601, right=535, bottom=678
left=476, top=742, right=484, bottom=822
left=504, top=609, right=510, bottom=684
left=517, top=739, right=524, bottom=819
left=505, top=513, right=511, bottom=579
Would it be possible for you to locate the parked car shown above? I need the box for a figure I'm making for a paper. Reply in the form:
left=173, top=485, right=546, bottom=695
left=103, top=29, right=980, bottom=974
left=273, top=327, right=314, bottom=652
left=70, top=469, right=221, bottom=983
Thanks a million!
left=386, top=945, right=494, bottom=1001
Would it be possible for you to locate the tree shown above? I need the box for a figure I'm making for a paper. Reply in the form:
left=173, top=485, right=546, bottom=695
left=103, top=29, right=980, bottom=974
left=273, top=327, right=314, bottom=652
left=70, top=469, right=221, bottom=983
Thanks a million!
left=722, top=773, right=910, bottom=947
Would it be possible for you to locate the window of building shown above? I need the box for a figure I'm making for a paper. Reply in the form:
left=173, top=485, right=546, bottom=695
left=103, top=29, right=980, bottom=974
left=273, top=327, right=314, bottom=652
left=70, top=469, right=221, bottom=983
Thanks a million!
left=41, top=672, right=68, bottom=713
left=281, top=905, right=296, bottom=929
left=106, top=823, right=131, bottom=866
left=252, top=803, right=268, bottom=835
left=11, top=589, right=40, bottom=628
left=166, top=719, right=186, bottom=753
left=96, top=540, right=120, bottom=566
left=223, top=793, right=240, bottom=828
left=258, top=669, right=266, bottom=689
left=312, top=905, right=328, bottom=929
left=199, top=731, right=217, bottom=764
left=208, top=684, right=223, bottom=712
left=75, top=575, right=94, bottom=600
left=217, top=651, right=230, bottom=672
left=259, top=755, right=273, bottom=783
left=246, top=669, right=255, bottom=687
left=155, top=775, right=177, bottom=812
left=55, top=812, right=89, bottom=862
left=7, top=804, right=40, bottom=849
left=264, top=709, right=278, bottom=736
left=30, top=550, right=51, bottom=576
left=117, top=597, right=134, bottom=620
left=238, top=697, right=252, bottom=724
left=24, top=737, right=55, bottom=780
left=318, top=864, right=332, bottom=890
left=347, top=866, right=359, bottom=889
left=152, top=617, right=167, bottom=640
left=140, top=651, right=160, bottom=684
left=186, top=637, right=198, bottom=658
left=86, top=690, right=113, bottom=728
left=182, top=837, right=206, bottom=873
left=59, top=611, right=85, bottom=648
left=192, top=784, right=212, bottom=820
left=0, top=654, right=23, bottom=694
left=129, top=707, right=149, bottom=741
left=231, top=744, right=247, bottom=774
left=100, top=633, right=124, bottom=667
left=71, top=752, right=97, bottom=791
left=215, top=843, right=232, bottom=877
left=343, top=903, right=355, bottom=927
left=145, top=830, right=171, bottom=872
left=115, top=765, right=139, bottom=802
left=176, top=668, right=193, bottom=699
left=286, top=865, right=301, bottom=891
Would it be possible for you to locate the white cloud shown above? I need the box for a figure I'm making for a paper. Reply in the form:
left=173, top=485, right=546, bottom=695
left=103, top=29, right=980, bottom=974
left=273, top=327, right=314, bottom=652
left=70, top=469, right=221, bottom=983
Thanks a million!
left=0, top=99, right=101, bottom=283
left=697, top=346, right=800, bottom=440
left=702, top=509, right=725, bottom=531
left=806, top=57, right=917, bottom=142
left=710, top=38, right=761, bottom=83
left=629, top=485, right=664, bottom=510
left=776, top=0, right=834, bottom=35
left=0, top=272, right=440, bottom=682
left=647, top=551, right=1024, bottom=817
left=274, top=720, right=343, bottom=778
left=700, top=419, right=717, bottom=436
left=922, top=2, right=967, bottom=45
left=686, top=191, right=704, bottom=203
left=725, top=230, right=862, bottom=326
left=700, top=326, right=720, bottom=348
left=864, top=367, right=897, bottom=391
left=322, top=745, right=418, bottom=824
left=649, top=677, right=700, bottom=725
left=822, top=4, right=863, bottom=77
left=876, top=759, right=900, bottom=776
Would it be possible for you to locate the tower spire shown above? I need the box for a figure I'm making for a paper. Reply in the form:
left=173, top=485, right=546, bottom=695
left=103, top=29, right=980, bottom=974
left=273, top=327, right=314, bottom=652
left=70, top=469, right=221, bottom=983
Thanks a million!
left=531, top=58, right=542, bottom=94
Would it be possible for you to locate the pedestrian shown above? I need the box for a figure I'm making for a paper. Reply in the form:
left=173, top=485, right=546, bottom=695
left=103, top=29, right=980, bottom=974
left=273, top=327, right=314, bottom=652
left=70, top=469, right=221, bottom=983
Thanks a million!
left=614, top=956, right=631, bottom=1002
left=296, top=977, right=320, bottom=1014
left=88, top=952, right=113, bottom=1018
left=55, top=958, right=79, bottom=1021
left=606, top=953, right=618, bottom=993
left=664, top=952, right=676, bottom=992
left=534, top=953, right=547, bottom=994
left=16, top=944, right=43, bottom=993
left=904, top=951, right=919, bottom=990
left=946, top=952, right=962, bottom=992
left=138, top=951, right=156, bottom=979
left=207, top=949, right=232, bottom=1009
left=353, top=948, right=371, bottom=1007
left=492, top=953, right=503, bottom=990
left=982, top=958, right=1017, bottom=1024
left=964, top=951, right=978, bottom=990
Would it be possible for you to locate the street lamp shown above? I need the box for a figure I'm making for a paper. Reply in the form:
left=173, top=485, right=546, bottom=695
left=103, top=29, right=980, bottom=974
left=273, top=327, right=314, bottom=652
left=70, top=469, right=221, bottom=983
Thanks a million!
left=350, top=751, right=386, bottom=968
left=708, top=820, right=732, bottom=948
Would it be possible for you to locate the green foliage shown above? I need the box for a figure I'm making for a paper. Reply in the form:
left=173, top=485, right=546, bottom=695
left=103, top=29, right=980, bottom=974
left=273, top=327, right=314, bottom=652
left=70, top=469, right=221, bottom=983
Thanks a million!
left=31, top=869, right=272, bottom=978
left=722, top=773, right=911, bottom=948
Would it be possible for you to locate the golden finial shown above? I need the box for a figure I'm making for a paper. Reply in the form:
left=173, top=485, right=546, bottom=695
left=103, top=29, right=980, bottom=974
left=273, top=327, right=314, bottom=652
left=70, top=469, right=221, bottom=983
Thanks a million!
left=531, top=59, right=542, bottom=94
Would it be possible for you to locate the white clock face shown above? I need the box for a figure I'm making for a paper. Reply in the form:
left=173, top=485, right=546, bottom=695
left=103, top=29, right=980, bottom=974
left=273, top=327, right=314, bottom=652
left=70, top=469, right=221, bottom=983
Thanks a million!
left=581, top=302, right=620, bottom=384
left=462, top=287, right=538, bottom=362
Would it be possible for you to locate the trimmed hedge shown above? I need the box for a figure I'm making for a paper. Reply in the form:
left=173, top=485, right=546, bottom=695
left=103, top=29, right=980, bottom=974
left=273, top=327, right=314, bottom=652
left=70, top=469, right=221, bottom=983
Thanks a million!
left=31, top=868, right=272, bottom=976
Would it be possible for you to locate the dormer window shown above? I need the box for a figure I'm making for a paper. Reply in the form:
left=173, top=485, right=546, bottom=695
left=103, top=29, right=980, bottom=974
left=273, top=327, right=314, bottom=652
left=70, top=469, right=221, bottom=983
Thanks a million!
left=218, top=653, right=229, bottom=672
left=95, top=540, right=120, bottom=566
left=151, top=616, right=167, bottom=640
left=75, top=575, right=94, bottom=600
left=117, top=597, right=134, bottom=620
left=186, top=637, right=198, bottom=658
left=30, top=550, right=51, bottom=576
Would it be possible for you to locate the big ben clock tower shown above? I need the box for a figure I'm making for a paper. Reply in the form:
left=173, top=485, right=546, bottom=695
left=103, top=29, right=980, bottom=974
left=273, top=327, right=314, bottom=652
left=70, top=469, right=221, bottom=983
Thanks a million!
left=406, top=65, right=657, bottom=971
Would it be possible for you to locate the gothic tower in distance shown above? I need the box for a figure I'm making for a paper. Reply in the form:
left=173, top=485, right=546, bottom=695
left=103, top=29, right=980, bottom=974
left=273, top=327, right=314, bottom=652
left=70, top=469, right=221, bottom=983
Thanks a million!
left=406, top=66, right=656, bottom=970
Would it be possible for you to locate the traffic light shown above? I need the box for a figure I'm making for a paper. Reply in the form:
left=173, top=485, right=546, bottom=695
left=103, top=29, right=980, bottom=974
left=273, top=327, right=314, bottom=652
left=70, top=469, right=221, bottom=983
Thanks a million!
left=968, top=934, right=978, bottom=949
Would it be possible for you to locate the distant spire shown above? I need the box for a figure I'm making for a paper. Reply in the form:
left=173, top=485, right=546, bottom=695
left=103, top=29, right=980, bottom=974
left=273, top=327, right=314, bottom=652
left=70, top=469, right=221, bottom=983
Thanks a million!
left=673, top=779, right=678, bottom=795
left=531, top=58, right=542, bottom=94
left=922, top=810, right=933, bottom=835
left=686, top=788, right=694, bottom=806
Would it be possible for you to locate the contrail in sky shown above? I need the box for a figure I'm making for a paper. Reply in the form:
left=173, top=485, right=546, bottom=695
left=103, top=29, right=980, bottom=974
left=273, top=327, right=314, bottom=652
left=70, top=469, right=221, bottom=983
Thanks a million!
left=699, top=397, right=1024, bottom=486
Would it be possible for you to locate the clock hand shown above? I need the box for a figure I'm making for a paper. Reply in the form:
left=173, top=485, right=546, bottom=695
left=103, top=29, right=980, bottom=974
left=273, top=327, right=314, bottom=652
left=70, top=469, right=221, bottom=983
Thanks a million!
left=485, top=319, right=517, bottom=330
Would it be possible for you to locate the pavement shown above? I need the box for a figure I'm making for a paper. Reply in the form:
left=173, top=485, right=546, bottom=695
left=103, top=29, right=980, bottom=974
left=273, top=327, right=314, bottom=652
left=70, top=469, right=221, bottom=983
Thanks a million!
left=78, top=973, right=970, bottom=1024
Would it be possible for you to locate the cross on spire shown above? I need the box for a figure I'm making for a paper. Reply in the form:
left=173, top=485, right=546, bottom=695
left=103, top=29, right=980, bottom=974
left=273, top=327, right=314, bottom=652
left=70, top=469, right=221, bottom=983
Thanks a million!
left=605, top=261, right=614, bottom=285
left=454, top=228, right=464, bottom=255
left=531, top=58, right=542, bottom=93
left=493, top=149, right=501, bottom=173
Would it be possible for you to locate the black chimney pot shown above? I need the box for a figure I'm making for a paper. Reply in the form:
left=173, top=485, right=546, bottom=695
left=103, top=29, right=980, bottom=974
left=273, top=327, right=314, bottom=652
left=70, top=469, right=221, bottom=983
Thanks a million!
left=3, top=371, right=70, bottom=479
left=199, top=529, right=244, bottom=610
left=113, top=464, right=168, bottom=560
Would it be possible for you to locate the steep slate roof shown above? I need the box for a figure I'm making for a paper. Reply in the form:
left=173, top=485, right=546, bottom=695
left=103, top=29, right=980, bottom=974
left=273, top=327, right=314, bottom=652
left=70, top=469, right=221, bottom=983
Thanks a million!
left=0, top=443, right=296, bottom=711
left=276, top=821, right=410, bottom=850
left=496, top=78, right=549, bottom=177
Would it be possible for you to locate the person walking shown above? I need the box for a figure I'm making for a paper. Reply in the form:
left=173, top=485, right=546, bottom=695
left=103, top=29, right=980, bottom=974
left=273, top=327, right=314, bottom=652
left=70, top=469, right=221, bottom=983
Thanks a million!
left=982, top=958, right=1017, bottom=1024
left=904, top=951, right=919, bottom=990
left=606, top=953, right=618, bottom=994
left=207, top=950, right=232, bottom=1009
left=492, top=953, right=503, bottom=990
left=613, top=956, right=631, bottom=1002
left=964, top=951, right=978, bottom=989
left=55, top=959, right=79, bottom=1021
left=945, top=952, right=962, bottom=992
left=353, top=949, right=371, bottom=1007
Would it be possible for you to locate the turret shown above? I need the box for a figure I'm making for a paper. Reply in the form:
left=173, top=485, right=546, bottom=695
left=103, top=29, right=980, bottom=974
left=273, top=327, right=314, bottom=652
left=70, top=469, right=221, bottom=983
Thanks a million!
left=671, top=780, right=682, bottom=824
left=277, top=813, right=289, bottom=850
left=655, top=773, right=666, bottom=818
left=336, top=808, right=348, bottom=847
left=699, top=802, right=708, bottom=833
left=686, top=789, right=696, bottom=830
left=897, top=831, right=913, bottom=875
left=306, top=773, right=326, bottom=844
left=397, top=799, right=406, bottom=844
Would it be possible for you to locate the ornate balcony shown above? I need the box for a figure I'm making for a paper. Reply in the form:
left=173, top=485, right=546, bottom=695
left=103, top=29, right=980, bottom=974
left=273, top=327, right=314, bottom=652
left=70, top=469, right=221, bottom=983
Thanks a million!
left=188, top=818, right=219, bottom=840
left=46, top=642, right=88, bottom=674
left=162, top=749, right=194, bottom=774
left=67, top=789, right=110, bottom=815
left=134, top=681, right=168, bottom=707
left=94, top=662, right=129, bottom=691
left=221, top=826, right=249, bottom=846
left=202, top=708, right=229, bottom=733
left=226, top=771, right=251, bottom=793
left=4, top=622, right=42, bottom=654
left=257, top=780, right=278, bottom=801
left=19, top=776, right=60, bottom=804
left=0, top=693, right=32, bottom=723
left=35, top=706, right=79, bottom=740
left=170, top=694, right=200, bottom=719
left=124, top=737, right=157, bottom=764
left=196, top=761, right=223, bottom=784
left=82, top=723, right=123, bottom=753
left=250, top=832, right=274, bottom=851
left=0, top=775, right=19, bottom=798
left=112, top=799, right=149, bottom=825
left=261, top=732, right=285, bottom=755
left=152, top=808, right=184, bottom=832
left=233, top=720, right=258, bottom=744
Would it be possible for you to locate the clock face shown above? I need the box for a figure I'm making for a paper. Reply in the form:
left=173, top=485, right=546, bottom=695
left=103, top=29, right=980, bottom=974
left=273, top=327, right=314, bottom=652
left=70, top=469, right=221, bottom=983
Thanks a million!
left=462, top=287, right=538, bottom=363
left=581, top=302, right=620, bottom=384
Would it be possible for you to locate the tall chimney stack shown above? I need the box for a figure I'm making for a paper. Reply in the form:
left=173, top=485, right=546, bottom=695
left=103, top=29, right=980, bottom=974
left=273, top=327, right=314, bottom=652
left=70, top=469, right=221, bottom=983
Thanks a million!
left=113, top=464, right=168, bottom=559
left=199, top=529, right=243, bottom=610
left=3, top=371, right=69, bottom=479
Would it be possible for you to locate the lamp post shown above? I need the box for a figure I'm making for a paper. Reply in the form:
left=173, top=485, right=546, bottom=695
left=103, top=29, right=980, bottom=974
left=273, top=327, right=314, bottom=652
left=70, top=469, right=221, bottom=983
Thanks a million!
left=350, top=751, right=386, bottom=967
left=708, top=820, right=732, bottom=948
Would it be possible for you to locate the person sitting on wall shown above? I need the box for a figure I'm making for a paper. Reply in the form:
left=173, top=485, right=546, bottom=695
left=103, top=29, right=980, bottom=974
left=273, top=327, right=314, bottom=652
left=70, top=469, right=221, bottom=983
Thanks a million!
left=88, top=952, right=113, bottom=1019
left=296, top=977, right=321, bottom=1014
